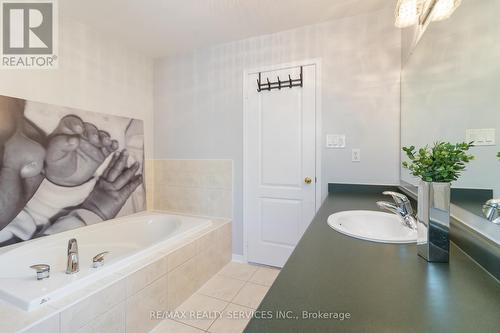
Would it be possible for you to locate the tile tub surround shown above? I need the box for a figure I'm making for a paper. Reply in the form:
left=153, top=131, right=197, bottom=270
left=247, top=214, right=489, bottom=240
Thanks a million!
left=149, top=160, right=233, bottom=219
left=0, top=219, right=231, bottom=333
left=145, top=160, right=155, bottom=211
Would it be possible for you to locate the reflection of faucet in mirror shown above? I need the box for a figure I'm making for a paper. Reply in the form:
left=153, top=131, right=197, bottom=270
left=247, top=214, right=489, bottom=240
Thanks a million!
left=487, top=153, right=500, bottom=223
left=483, top=199, right=500, bottom=225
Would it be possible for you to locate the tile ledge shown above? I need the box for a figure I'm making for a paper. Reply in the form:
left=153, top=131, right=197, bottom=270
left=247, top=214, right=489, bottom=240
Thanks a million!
left=149, top=209, right=232, bottom=224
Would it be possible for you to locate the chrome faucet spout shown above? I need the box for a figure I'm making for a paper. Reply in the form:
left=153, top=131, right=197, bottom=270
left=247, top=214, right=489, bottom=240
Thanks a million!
left=382, top=191, right=414, bottom=216
left=377, top=192, right=417, bottom=230
left=66, top=238, right=79, bottom=274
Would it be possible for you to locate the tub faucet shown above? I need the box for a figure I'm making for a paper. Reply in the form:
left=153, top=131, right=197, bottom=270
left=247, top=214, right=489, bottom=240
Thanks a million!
left=377, top=191, right=417, bottom=230
left=483, top=199, right=500, bottom=224
left=66, top=238, right=79, bottom=274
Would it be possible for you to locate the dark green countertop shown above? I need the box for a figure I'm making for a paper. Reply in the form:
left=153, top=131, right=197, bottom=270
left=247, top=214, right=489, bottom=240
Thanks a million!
left=245, top=187, right=500, bottom=333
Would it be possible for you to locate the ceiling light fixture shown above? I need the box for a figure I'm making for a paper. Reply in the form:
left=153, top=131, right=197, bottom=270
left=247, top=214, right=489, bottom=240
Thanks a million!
left=394, top=0, right=461, bottom=28
left=431, top=0, right=461, bottom=21
left=394, top=0, right=420, bottom=28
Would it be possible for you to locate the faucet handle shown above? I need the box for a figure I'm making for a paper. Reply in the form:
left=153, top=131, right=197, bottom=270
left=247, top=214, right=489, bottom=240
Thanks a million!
left=382, top=191, right=409, bottom=203
left=485, top=199, right=500, bottom=208
left=382, top=191, right=413, bottom=215
left=92, top=251, right=109, bottom=268
left=30, top=264, right=50, bottom=280
left=483, top=199, right=500, bottom=223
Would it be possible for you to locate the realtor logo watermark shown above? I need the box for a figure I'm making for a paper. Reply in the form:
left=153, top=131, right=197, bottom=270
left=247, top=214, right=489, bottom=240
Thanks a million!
left=1, top=0, right=58, bottom=68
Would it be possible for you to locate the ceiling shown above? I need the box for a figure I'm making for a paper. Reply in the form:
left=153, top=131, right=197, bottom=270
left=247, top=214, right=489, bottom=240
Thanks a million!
left=60, top=0, right=391, bottom=58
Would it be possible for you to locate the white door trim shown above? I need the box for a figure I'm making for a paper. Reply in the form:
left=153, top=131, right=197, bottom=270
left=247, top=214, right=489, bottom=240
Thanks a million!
left=242, top=58, right=322, bottom=262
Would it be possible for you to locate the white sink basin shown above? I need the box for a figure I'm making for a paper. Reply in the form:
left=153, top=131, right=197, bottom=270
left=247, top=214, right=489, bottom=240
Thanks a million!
left=327, top=210, right=417, bottom=244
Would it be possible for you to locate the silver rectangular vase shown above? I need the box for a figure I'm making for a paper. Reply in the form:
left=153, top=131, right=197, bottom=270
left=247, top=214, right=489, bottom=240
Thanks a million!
left=417, top=181, right=451, bottom=263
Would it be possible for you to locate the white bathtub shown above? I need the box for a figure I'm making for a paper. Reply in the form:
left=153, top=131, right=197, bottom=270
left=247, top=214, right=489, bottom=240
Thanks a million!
left=0, top=212, right=212, bottom=311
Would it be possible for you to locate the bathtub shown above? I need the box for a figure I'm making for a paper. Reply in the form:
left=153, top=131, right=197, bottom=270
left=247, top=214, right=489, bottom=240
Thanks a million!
left=0, top=212, right=212, bottom=311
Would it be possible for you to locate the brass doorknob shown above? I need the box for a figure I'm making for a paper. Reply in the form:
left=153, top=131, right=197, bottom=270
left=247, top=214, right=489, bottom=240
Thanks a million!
left=304, top=177, right=313, bottom=184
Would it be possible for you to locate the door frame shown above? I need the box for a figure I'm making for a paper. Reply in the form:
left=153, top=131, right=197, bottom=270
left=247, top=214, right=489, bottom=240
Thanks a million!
left=242, top=58, right=323, bottom=263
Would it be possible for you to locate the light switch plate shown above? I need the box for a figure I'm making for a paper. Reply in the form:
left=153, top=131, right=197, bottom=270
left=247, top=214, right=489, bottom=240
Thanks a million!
left=466, top=128, right=496, bottom=146
left=352, top=149, right=361, bottom=162
left=326, top=134, right=346, bottom=148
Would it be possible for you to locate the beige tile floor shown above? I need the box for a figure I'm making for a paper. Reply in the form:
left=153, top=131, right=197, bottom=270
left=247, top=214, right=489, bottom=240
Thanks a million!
left=151, top=262, right=280, bottom=333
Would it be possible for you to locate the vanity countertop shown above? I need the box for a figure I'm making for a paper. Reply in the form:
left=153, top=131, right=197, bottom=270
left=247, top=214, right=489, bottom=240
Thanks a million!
left=244, top=185, right=500, bottom=333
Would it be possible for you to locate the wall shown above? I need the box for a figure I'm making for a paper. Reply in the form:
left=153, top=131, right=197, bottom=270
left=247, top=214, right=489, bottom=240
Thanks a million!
left=0, top=18, right=154, bottom=157
left=154, top=6, right=402, bottom=256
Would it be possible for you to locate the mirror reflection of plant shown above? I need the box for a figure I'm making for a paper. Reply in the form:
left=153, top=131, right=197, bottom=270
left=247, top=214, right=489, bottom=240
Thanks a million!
left=402, top=142, right=475, bottom=183
left=497, top=152, right=500, bottom=160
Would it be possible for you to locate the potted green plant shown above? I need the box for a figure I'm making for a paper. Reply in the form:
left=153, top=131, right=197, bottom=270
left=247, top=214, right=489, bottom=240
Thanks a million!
left=402, top=142, right=474, bottom=263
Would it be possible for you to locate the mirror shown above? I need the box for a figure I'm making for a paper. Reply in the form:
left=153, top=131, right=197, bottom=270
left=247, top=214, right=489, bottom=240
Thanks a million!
left=401, top=0, right=500, bottom=220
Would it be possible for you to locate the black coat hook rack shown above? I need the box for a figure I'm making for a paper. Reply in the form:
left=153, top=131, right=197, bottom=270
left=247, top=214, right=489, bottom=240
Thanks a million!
left=257, top=66, right=303, bottom=92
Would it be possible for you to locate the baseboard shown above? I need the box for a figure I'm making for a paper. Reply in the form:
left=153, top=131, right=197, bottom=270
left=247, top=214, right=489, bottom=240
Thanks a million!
left=232, top=254, right=247, bottom=263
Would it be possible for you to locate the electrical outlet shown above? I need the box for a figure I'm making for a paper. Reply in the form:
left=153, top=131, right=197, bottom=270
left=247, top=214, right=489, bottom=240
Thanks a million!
left=352, top=149, right=361, bottom=162
left=466, top=128, right=495, bottom=146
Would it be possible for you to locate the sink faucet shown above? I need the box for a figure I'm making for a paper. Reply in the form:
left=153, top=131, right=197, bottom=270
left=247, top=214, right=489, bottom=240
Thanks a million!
left=377, top=191, right=417, bottom=230
left=483, top=199, right=500, bottom=224
left=66, top=238, right=79, bottom=274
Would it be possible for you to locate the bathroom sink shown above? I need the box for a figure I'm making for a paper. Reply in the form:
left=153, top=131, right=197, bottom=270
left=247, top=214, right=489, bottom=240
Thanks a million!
left=327, top=210, right=417, bottom=244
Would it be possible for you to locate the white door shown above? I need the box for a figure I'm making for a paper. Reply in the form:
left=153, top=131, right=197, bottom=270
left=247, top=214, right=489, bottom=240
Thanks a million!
left=244, top=64, right=317, bottom=268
